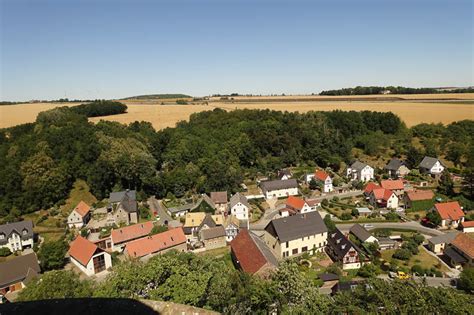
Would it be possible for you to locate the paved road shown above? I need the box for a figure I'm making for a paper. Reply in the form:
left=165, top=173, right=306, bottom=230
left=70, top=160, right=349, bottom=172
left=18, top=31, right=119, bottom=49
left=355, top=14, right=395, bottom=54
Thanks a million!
left=148, top=196, right=173, bottom=226
left=336, top=221, right=444, bottom=236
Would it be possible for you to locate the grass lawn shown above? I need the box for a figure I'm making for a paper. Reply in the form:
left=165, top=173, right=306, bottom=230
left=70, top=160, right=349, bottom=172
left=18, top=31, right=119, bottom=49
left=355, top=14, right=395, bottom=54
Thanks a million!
left=406, top=210, right=426, bottom=221
left=381, top=245, right=449, bottom=273
left=60, top=179, right=97, bottom=217
left=197, top=246, right=230, bottom=258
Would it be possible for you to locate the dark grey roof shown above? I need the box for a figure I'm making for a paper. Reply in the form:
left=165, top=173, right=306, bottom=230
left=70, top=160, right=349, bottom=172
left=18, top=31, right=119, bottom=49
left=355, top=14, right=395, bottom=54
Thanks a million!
left=327, top=228, right=360, bottom=260
left=199, top=213, right=217, bottom=230
left=319, top=273, right=340, bottom=282
left=350, top=224, right=373, bottom=242
left=250, top=231, right=278, bottom=267
left=277, top=169, right=292, bottom=179
left=210, top=191, right=228, bottom=204
left=201, top=226, right=226, bottom=240
left=444, top=247, right=468, bottom=264
left=376, top=237, right=397, bottom=245
left=0, top=221, right=34, bottom=245
left=350, top=160, right=369, bottom=171
left=429, top=232, right=459, bottom=245
left=260, top=179, right=298, bottom=192
left=418, top=156, right=440, bottom=169
left=384, top=158, right=405, bottom=171
left=110, top=190, right=137, bottom=213
left=229, top=193, right=251, bottom=209
left=168, top=203, right=194, bottom=214
left=109, top=189, right=136, bottom=203
left=201, top=194, right=216, bottom=209
left=264, top=212, right=327, bottom=242
left=0, top=252, right=40, bottom=287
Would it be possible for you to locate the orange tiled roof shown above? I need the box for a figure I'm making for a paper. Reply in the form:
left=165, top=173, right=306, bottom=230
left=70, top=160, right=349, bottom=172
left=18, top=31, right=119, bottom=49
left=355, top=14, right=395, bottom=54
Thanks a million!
left=74, top=201, right=91, bottom=218
left=286, top=196, right=306, bottom=210
left=434, top=202, right=464, bottom=221
left=111, top=221, right=154, bottom=244
left=406, top=190, right=435, bottom=201
left=380, top=179, right=404, bottom=191
left=451, top=233, right=474, bottom=259
left=372, top=188, right=395, bottom=201
left=314, top=170, right=330, bottom=181
left=124, top=227, right=187, bottom=258
left=364, top=182, right=380, bottom=194
left=68, top=236, right=99, bottom=266
left=461, top=221, right=474, bottom=228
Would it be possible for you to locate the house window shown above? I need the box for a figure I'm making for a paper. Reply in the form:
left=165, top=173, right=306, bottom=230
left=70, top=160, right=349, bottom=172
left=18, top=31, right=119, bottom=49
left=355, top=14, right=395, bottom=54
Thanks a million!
left=0, top=234, right=4, bottom=240
left=292, top=248, right=298, bottom=255
left=302, top=246, right=308, bottom=252
left=22, top=230, right=28, bottom=235
left=286, top=241, right=289, bottom=248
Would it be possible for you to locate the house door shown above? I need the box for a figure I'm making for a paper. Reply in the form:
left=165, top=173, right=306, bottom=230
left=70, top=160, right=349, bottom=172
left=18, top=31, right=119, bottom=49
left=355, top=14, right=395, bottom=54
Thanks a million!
left=93, top=254, right=106, bottom=273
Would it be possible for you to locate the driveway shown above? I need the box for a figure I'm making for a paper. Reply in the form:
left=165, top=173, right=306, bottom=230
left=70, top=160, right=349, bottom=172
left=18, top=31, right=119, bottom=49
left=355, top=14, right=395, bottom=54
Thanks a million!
left=148, top=196, right=179, bottom=227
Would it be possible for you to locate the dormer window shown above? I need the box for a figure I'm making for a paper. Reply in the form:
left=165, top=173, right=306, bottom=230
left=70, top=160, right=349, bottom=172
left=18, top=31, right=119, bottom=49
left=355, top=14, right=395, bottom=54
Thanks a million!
left=0, top=234, right=4, bottom=240
left=22, top=229, right=28, bottom=235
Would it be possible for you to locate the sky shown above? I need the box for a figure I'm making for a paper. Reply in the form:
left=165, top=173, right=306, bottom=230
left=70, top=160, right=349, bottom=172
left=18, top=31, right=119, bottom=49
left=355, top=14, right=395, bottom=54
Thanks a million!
left=0, top=0, right=473, bottom=101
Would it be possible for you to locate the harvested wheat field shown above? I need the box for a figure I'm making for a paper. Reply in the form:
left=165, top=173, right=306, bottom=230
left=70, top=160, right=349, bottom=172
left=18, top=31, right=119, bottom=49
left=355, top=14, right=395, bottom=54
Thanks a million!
left=1, top=94, right=473, bottom=129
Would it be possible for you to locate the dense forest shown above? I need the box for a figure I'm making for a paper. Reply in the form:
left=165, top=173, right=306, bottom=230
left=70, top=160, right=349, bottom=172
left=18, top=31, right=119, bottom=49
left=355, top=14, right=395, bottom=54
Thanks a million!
left=319, top=86, right=474, bottom=96
left=17, top=251, right=474, bottom=314
left=0, top=103, right=473, bottom=218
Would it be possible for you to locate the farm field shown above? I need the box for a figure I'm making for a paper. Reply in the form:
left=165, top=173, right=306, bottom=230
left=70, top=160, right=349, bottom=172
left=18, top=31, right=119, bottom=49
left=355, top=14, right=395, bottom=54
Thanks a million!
left=1, top=93, right=473, bottom=129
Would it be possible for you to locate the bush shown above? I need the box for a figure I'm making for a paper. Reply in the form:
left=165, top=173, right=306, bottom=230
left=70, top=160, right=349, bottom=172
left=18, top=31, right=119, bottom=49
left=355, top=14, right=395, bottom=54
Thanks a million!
left=457, top=268, right=474, bottom=292
left=321, top=199, right=329, bottom=207
left=332, top=196, right=339, bottom=202
left=340, top=213, right=352, bottom=220
left=0, top=247, right=12, bottom=257
left=176, top=99, right=188, bottom=105
left=384, top=212, right=399, bottom=221
left=351, top=208, right=359, bottom=217
left=357, top=264, right=380, bottom=278
left=38, top=239, right=68, bottom=271
left=393, top=248, right=412, bottom=260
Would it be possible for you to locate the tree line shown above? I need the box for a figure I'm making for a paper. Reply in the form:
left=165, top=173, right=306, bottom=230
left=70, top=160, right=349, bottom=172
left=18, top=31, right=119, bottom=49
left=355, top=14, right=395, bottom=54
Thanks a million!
left=0, top=105, right=472, bottom=219
left=320, top=86, right=474, bottom=95
left=17, top=251, right=474, bottom=314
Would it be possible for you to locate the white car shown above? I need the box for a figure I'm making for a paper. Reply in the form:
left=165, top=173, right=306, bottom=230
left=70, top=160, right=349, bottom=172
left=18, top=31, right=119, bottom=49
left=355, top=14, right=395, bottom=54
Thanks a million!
left=363, top=224, right=374, bottom=229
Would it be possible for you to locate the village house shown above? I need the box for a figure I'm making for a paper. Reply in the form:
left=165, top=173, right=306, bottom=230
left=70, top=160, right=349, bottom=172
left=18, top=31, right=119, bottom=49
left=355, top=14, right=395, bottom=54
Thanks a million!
left=166, top=203, right=195, bottom=217
left=427, top=232, right=458, bottom=254
left=363, top=182, right=380, bottom=198
left=183, top=212, right=223, bottom=241
left=313, top=170, right=334, bottom=193
left=280, top=196, right=314, bottom=217
left=200, top=226, right=227, bottom=250
left=346, top=161, right=374, bottom=182
left=444, top=233, right=474, bottom=269
left=210, top=191, right=228, bottom=214
left=263, top=212, right=327, bottom=259
left=380, top=179, right=405, bottom=197
left=0, top=221, right=34, bottom=252
left=404, top=190, right=435, bottom=209
left=0, top=252, right=40, bottom=296
left=369, top=188, right=398, bottom=209
left=384, top=158, right=410, bottom=178
left=124, top=227, right=187, bottom=261
left=108, top=189, right=138, bottom=225
left=260, top=179, right=299, bottom=199
left=67, top=201, right=91, bottom=229
left=355, top=207, right=373, bottom=217
left=326, top=228, right=366, bottom=270
left=460, top=221, right=474, bottom=233
left=349, top=224, right=378, bottom=243
left=418, top=156, right=445, bottom=176
left=432, top=201, right=464, bottom=228
left=230, top=229, right=278, bottom=277
left=69, top=236, right=112, bottom=276
left=277, top=169, right=292, bottom=180
left=223, top=215, right=241, bottom=242
left=110, top=221, right=154, bottom=251
left=229, top=192, right=250, bottom=221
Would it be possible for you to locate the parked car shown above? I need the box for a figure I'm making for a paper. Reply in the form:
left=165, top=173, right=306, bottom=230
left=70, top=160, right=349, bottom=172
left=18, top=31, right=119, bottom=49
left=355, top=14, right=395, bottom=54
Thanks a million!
left=363, top=224, right=374, bottom=229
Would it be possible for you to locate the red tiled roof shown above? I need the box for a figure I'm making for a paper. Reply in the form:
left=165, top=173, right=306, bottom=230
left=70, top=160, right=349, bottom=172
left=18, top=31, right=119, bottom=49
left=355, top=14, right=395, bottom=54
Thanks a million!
left=380, top=179, right=404, bottom=191
left=111, top=221, right=154, bottom=244
left=451, top=233, right=474, bottom=259
left=372, top=188, right=395, bottom=201
left=314, top=170, right=330, bottom=181
left=364, top=182, right=380, bottom=194
left=434, top=202, right=464, bottom=221
left=124, top=227, right=186, bottom=258
left=461, top=221, right=474, bottom=228
left=286, top=196, right=306, bottom=210
left=406, top=190, right=435, bottom=201
left=74, top=201, right=91, bottom=218
left=230, top=229, right=267, bottom=274
left=68, top=236, right=99, bottom=266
